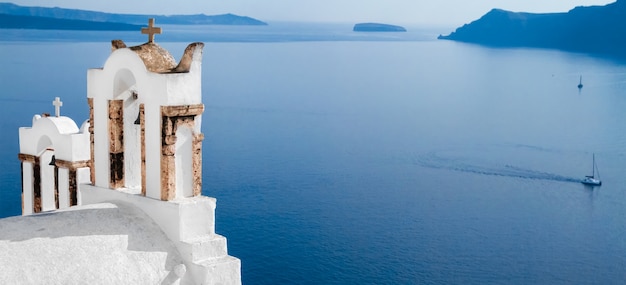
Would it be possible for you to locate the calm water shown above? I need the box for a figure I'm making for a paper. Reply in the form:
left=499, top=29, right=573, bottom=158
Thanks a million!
left=2, top=24, right=626, bottom=284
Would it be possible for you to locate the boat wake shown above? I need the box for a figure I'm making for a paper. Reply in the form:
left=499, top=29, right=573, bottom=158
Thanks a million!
left=416, top=150, right=580, bottom=183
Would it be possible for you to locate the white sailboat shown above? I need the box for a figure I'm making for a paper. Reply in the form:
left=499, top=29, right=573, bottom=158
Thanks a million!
left=578, top=75, right=583, bottom=89
left=581, top=153, right=601, bottom=186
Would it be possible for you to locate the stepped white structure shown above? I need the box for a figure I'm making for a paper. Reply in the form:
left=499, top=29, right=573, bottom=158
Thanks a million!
left=5, top=19, right=241, bottom=285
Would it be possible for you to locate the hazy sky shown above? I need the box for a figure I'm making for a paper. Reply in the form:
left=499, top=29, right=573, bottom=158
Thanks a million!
left=9, top=0, right=616, bottom=26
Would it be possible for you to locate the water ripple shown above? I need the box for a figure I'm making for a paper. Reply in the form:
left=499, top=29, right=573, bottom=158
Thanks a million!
left=416, top=150, right=581, bottom=183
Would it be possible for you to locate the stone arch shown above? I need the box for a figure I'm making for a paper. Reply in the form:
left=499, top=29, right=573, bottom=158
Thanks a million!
left=36, top=136, right=53, bottom=155
left=113, top=69, right=136, bottom=97
left=34, top=136, right=57, bottom=212
left=108, top=68, right=142, bottom=190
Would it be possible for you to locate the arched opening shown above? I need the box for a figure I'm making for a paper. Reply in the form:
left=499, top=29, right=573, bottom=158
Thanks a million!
left=36, top=136, right=52, bottom=155
left=39, top=149, right=56, bottom=211
left=113, top=69, right=137, bottom=97
left=123, top=92, right=141, bottom=190
left=175, top=126, right=193, bottom=198
left=35, top=136, right=56, bottom=212
left=38, top=147, right=57, bottom=212
left=111, top=68, right=141, bottom=190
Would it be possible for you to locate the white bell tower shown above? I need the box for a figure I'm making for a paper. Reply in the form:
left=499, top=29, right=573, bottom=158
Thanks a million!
left=18, top=98, right=91, bottom=215
left=17, top=19, right=241, bottom=285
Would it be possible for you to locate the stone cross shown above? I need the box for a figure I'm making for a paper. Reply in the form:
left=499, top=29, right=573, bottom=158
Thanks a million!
left=52, top=97, right=63, bottom=117
left=141, top=18, right=162, bottom=43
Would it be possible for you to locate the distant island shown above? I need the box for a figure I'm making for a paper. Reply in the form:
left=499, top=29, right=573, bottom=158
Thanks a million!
left=0, top=14, right=141, bottom=30
left=353, top=23, right=406, bottom=32
left=438, top=0, right=626, bottom=57
left=0, top=2, right=267, bottom=30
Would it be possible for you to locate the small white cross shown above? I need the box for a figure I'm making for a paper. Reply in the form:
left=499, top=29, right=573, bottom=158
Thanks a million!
left=53, top=97, right=63, bottom=117
left=141, top=18, right=162, bottom=43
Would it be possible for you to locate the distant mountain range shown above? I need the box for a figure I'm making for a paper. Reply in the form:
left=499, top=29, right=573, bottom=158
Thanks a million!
left=0, top=2, right=267, bottom=30
left=438, top=0, right=626, bottom=57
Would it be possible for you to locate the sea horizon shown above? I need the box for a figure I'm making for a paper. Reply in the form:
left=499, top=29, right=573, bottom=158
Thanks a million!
left=2, top=25, right=626, bottom=284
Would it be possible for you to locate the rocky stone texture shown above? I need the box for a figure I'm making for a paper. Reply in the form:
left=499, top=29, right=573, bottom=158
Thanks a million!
left=55, top=159, right=90, bottom=206
left=18, top=154, right=40, bottom=213
left=127, top=42, right=177, bottom=73
left=172, top=42, right=204, bottom=73
left=192, top=133, right=203, bottom=197
left=112, top=40, right=204, bottom=74
left=139, top=104, right=146, bottom=196
left=88, top=98, right=95, bottom=185
left=108, top=100, right=124, bottom=189
left=160, top=104, right=204, bottom=201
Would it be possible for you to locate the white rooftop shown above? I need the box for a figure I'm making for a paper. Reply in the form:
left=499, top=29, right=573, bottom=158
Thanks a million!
left=0, top=202, right=185, bottom=284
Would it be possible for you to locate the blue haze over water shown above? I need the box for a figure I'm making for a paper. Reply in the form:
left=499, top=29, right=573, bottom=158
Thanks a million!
left=2, top=23, right=626, bottom=284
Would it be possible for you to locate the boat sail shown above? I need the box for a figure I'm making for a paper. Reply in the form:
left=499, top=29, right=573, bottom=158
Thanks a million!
left=581, top=153, right=601, bottom=186
left=578, top=76, right=583, bottom=89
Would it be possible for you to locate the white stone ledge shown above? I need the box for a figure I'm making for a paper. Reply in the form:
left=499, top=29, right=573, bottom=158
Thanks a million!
left=79, top=183, right=216, bottom=242
left=188, top=255, right=242, bottom=285
left=179, top=234, right=229, bottom=263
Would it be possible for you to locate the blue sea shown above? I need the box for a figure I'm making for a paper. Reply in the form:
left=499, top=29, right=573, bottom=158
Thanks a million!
left=2, top=23, right=626, bottom=284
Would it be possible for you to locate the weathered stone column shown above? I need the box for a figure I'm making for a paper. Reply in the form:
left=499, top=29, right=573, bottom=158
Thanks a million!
left=161, top=115, right=177, bottom=201
left=192, top=133, right=204, bottom=196
left=139, top=104, right=146, bottom=196
left=56, top=159, right=90, bottom=206
left=33, top=160, right=41, bottom=213
left=108, top=100, right=124, bottom=189
left=88, top=98, right=96, bottom=185
left=54, top=167, right=59, bottom=209
left=18, top=153, right=38, bottom=214
left=160, top=104, right=204, bottom=201
left=20, top=164, right=23, bottom=214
